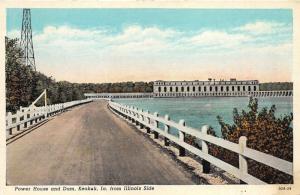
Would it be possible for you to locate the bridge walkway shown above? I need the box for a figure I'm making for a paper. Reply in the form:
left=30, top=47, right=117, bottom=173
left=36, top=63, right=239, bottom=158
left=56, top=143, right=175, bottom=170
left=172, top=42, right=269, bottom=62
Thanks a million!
left=7, top=100, right=195, bottom=185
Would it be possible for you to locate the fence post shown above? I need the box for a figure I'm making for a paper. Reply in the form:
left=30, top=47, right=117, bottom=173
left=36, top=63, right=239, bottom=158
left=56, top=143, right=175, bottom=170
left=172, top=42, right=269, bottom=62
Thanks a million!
left=50, top=105, right=53, bottom=116
left=153, top=112, right=159, bottom=139
left=139, top=109, right=144, bottom=129
left=16, top=111, right=22, bottom=131
left=201, top=125, right=210, bottom=173
left=164, top=115, right=170, bottom=146
left=239, top=136, right=248, bottom=184
left=7, top=112, right=13, bottom=135
left=28, top=108, right=33, bottom=126
left=23, top=111, right=29, bottom=129
left=53, top=105, right=56, bottom=115
left=178, top=119, right=186, bottom=156
left=35, top=109, right=39, bottom=123
left=126, top=107, right=131, bottom=122
left=119, top=106, right=123, bottom=116
left=131, top=106, right=136, bottom=123
left=127, top=107, right=131, bottom=122
left=135, top=108, right=140, bottom=126
left=45, top=106, right=48, bottom=117
left=39, top=108, right=44, bottom=121
left=145, top=110, right=151, bottom=134
left=123, top=107, right=128, bottom=120
left=45, top=106, right=48, bottom=118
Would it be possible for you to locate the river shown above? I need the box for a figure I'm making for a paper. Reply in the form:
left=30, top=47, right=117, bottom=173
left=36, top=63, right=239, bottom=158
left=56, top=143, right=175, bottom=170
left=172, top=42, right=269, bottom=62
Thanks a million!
left=115, top=97, right=293, bottom=137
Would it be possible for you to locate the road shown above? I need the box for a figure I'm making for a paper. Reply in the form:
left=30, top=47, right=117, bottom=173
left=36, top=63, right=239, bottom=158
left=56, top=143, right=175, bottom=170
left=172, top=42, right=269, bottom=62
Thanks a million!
left=7, top=100, right=195, bottom=185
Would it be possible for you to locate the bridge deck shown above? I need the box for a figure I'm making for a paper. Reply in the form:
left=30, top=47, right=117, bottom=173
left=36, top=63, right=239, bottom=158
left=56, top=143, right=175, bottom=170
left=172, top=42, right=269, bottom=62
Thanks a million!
left=7, top=101, right=195, bottom=185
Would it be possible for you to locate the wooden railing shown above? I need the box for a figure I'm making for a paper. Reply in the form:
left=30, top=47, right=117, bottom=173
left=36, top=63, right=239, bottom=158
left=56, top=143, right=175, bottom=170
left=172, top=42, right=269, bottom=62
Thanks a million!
left=6, top=99, right=92, bottom=138
left=108, top=101, right=293, bottom=184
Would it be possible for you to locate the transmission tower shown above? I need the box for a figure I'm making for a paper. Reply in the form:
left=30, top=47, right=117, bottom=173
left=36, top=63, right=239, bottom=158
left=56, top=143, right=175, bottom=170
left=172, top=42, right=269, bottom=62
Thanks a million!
left=20, top=8, right=36, bottom=71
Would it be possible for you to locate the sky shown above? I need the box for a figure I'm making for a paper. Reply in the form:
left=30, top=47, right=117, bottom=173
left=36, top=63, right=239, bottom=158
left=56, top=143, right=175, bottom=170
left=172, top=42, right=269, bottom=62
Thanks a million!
left=6, top=9, right=293, bottom=83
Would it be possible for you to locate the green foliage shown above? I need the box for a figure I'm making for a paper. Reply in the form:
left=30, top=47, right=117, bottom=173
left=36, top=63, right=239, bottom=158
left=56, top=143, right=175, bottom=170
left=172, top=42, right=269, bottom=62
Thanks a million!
left=5, top=37, right=153, bottom=113
left=260, top=82, right=293, bottom=91
left=208, top=97, right=293, bottom=183
left=5, top=38, right=84, bottom=112
left=184, top=97, right=293, bottom=183
left=5, top=38, right=32, bottom=112
left=77, top=82, right=153, bottom=94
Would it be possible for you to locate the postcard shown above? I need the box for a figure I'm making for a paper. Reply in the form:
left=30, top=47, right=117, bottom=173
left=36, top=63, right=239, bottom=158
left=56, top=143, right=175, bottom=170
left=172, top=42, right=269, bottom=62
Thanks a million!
left=1, top=1, right=299, bottom=195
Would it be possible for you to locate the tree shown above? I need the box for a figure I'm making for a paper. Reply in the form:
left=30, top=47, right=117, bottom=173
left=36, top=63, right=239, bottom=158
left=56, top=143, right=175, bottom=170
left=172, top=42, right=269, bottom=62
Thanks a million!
left=6, top=38, right=34, bottom=112
left=5, top=38, right=85, bottom=112
left=6, top=37, right=154, bottom=113
left=260, top=82, right=293, bottom=91
left=208, top=97, right=293, bottom=183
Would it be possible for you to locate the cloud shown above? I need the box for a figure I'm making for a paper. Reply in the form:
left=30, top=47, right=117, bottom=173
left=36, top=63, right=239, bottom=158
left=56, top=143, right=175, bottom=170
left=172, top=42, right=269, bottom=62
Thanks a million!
left=234, top=21, right=291, bottom=35
left=6, top=29, right=20, bottom=39
left=110, top=25, right=178, bottom=43
left=6, top=21, right=292, bottom=83
left=184, top=30, right=251, bottom=50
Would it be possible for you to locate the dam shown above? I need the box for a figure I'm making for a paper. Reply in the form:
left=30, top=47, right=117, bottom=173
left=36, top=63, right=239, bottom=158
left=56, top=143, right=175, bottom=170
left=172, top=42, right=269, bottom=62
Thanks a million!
left=84, top=78, right=293, bottom=99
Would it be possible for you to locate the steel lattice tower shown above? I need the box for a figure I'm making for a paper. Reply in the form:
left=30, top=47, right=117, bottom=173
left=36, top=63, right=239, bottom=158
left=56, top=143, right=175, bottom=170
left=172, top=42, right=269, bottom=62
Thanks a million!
left=20, top=8, right=36, bottom=71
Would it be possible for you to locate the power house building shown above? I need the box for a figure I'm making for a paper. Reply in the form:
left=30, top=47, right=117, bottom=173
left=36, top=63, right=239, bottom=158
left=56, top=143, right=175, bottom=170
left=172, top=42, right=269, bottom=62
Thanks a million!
left=153, top=78, right=260, bottom=98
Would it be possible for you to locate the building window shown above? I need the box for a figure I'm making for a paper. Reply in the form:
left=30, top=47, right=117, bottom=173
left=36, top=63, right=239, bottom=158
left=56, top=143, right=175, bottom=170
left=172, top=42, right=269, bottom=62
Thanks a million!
left=254, top=86, right=257, bottom=91
left=215, top=86, right=218, bottom=92
left=226, top=86, right=229, bottom=92
left=158, top=87, right=161, bottom=92
left=237, top=86, right=240, bottom=91
left=170, top=87, right=173, bottom=92
left=176, top=87, right=178, bottom=92
left=248, top=86, right=251, bottom=91
left=210, top=86, right=212, bottom=92
left=181, top=86, right=184, bottom=92
left=199, top=86, right=201, bottom=91
left=193, top=86, right=195, bottom=92
left=164, top=87, right=167, bottom=92
left=221, top=86, right=223, bottom=92
left=243, top=86, right=245, bottom=91
left=204, top=86, right=206, bottom=92
left=232, top=86, right=234, bottom=91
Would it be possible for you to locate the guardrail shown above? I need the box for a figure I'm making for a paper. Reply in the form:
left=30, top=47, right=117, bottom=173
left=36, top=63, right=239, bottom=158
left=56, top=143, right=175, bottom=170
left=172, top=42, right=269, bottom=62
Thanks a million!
left=108, top=100, right=293, bottom=184
left=154, top=90, right=293, bottom=98
left=6, top=99, right=92, bottom=138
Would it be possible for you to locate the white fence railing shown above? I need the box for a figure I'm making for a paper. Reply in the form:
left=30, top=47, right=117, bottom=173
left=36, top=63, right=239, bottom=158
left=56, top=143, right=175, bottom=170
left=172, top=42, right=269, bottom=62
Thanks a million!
left=154, top=90, right=293, bottom=98
left=6, top=99, right=92, bottom=138
left=108, top=101, right=293, bottom=184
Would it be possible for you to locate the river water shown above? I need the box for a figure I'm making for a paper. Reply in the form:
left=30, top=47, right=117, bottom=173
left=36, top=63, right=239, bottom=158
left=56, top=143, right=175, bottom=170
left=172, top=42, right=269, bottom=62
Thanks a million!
left=115, top=97, right=293, bottom=137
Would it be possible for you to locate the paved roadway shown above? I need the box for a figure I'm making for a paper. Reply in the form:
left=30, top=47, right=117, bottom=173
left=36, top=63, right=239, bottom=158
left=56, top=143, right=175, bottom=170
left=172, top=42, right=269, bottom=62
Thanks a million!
left=7, top=101, right=195, bottom=185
